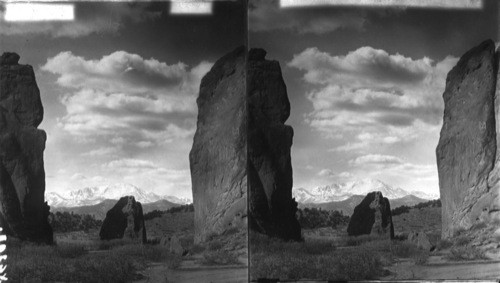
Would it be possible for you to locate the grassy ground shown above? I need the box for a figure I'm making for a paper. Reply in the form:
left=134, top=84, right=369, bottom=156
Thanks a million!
left=250, top=231, right=430, bottom=281
left=6, top=237, right=182, bottom=282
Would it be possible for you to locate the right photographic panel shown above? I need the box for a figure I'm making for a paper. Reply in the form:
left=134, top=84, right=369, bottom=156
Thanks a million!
left=248, top=0, right=500, bottom=281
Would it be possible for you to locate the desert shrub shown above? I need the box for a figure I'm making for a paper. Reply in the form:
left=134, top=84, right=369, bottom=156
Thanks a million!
left=436, top=239, right=453, bottom=250
left=178, top=235, right=194, bottom=251
left=205, top=232, right=219, bottom=242
left=452, top=227, right=467, bottom=237
left=345, top=234, right=385, bottom=247
left=446, top=246, right=487, bottom=261
left=454, top=235, right=471, bottom=246
left=393, top=233, right=407, bottom=241
left=114, top=244, right=162, bottom=262
left=55, top=243, right=88, bottom=258
left=207, top=239, right=223, bottom=251
left=190, top=244, right=206, bottom=254
left=97, top=238, right=133, bottom=250
left=303, top=239, right=335, bottom=255
left=413, top=251, right=429, bottom=265
left=148, top=237, right=161, bottom=245
left=166, top=254, right=182, bottom=269
left=471, top=222, right=488, bottom=231
left=250, top=232, right=334, bottom=255
left=391, top=242, right=420, bottom=258
left=334, top=248, right=384, bottom=280
left=201, top=250, right=240, bottom=266
left=223, top=226, right=240, bottom=236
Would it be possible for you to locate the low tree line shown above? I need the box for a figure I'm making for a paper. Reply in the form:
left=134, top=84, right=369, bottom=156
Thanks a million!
left=49, top=211, right=102, bottom=232
left=391, top=199, right=441, bottom=217
left=296, top=207, right=350, bottom=229
left=143, top=203, right=194, bottom=221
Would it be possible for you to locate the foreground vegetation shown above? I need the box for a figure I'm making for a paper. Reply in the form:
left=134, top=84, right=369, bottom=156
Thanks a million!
left=6, top=237, right=181, bottom=282
left=250, top=232, right=429, bottom=281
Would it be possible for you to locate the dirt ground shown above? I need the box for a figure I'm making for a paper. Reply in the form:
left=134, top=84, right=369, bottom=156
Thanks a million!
left=135, top=255, right=248, bottom=283
left=382, top=256, right=500, bottom=280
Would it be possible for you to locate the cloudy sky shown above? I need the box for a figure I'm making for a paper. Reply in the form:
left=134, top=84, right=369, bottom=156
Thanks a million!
left=0, top=1, right=246, bottom=199
left=249, top=0, right=499, bottom=195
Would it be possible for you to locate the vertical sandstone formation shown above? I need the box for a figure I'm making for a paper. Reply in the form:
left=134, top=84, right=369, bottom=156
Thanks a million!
left=0, top=52, right=53, bottom=244
left=436, top=39, right=499, bottom=238
left=99, top=196, right=147, bottom=243
left=189, top=46, right=247, bottom=243
left=347, top=191, right=394, bottom=239
left=248, top=48, right=302, bottom=241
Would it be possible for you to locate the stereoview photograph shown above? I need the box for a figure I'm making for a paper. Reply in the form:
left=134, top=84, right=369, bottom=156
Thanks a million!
left=2, top=0, right=500, bottom=282
left=0, top=1, right=248, bottom=282
left=248, top=0, right=500, bottom=281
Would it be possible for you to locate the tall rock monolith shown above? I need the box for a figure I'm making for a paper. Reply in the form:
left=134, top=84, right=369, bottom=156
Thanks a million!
left=0, top=52, right=53, bottom=243
left=189, top=46, right=247, bottom=243
left=437, top=39, right=500, bottom=241
left=347, top=191, right=394, bottom=239
left=248, top=48, right=302, bottom=241
left=100, top=196, right=147, bottom=243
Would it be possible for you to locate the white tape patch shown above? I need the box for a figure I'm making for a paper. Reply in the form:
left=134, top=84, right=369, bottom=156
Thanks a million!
left=170, top=1, right=213, bottom=15
left=4, top=3, right=75, bottom=22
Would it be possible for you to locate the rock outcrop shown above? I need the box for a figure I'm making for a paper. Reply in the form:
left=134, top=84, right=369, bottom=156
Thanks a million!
left=0, top=52, right=52, bottom=243
left=347, top=191, right=394, bottom=239
left=160, top=235, right=186, bottom=255
left=408, top=231, right=433, bottom=251
left=189, top=46, right=247, bottom=243
left=436, top=39, right=500, bottom=239
left=248, top=48, right=302, bottom=241
left=99, top=196, right=146, bottom=243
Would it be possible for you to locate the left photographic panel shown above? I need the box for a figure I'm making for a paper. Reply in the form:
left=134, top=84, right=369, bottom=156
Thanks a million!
left=0, top=1, right=248, bottom=282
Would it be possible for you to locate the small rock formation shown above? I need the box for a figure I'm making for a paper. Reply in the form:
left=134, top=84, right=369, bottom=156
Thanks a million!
left=99, top=196, right=146, bottom=243
left=189, top=46, right=247, bottom=243
left=160, top=235, right=185, bottom=255
left=436, top=39, right=500, bottom=240
left=347, top=191, right=394, bottom=239
left=248, top=48, right=302, bottom=241
left=408, top=231, right=433, bottom=251
left=0, top=52, right=53, bottom=243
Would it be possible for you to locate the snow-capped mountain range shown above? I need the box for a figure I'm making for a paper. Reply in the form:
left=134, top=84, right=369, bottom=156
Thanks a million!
left=293, top=179, right=439, bottom=204
left=46, top=183, right=192, bottom=208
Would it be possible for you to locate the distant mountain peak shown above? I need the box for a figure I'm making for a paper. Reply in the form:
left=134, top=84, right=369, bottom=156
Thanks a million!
left=46, top=183, right=192, bottom=208
left=293, top=178, right=437, bottom=204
